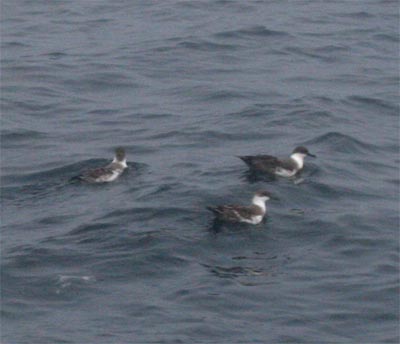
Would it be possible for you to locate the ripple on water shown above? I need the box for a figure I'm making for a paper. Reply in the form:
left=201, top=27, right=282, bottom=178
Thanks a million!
left=214, top=25, right=292, bottom=40
left=304, top=131, right=380, bottom=154
left=345, top=95, right=399, bottom=113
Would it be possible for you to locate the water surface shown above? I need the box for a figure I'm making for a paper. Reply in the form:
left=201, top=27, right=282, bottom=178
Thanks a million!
left=1, top=1, right=399, bottom=343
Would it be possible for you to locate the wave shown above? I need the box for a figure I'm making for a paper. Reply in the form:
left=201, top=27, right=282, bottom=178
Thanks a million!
left=345, top=96, right=399, bottom=114
left=2, top=160, right=144, bottom=208
left=2, top=159, right=105, bottom=186
left=177, top=39, right=238, bottom=52
left=147, top=129, right=270, bottom=147
left=64, top=72, right=139, bottom=91
left=304, top=131, right=380, bottom=154
left=3, top=159, right=144, bottom=185
left=214, top=25, right=291, bottom=40
left=285, top=45, right=349, bottom=62
left=1, top=129, right=48, bottom=142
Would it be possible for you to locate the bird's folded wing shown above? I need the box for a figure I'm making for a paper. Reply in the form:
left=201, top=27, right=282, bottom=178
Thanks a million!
left=82, top=167, right=114, bottom=179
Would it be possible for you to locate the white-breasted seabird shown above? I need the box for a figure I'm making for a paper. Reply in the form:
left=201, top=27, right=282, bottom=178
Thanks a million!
left=238, top=146, right=316, bottom=177
left=207, top=191, right=271, bottom=225
left=78, top=147, right=127, bottom=183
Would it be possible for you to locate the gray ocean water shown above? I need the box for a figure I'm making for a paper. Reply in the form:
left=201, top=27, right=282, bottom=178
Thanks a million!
left=1, top=1, right=399, bottom=343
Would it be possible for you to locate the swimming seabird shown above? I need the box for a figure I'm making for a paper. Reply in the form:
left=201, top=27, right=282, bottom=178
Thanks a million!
left=238, top=146, right=315, bottom=177
left=78, top=147, right=127, bottom=183
left=207, top=191, right=271, bottom=225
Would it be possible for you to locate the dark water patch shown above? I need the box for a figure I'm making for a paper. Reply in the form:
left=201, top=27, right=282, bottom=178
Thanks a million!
left=37, top=214, right=72, bottom=226
left=101, top=205, right=200, bottom=225
left=44, top=51, right=69, bottom=60
left=304, top=131, right=379, bottom=154
left=144, top=129, right=185, bottom=140
left=67, top=222, right=117, bottom=237
left=279, top=218, right=341, bottom=245
left=307, top=180, right=375, bottom=202
left=204, top=263, right=267, bottom=279
left=64, top=72, right=139, bottom=92
left=273, top=109, right=338, bottom=129
left=328, top=73, right=382, bottom=86
left=227, top=104, right=276, bottom=118
left=1, top=182, right=68, bottom=207
left=92, top=118, right=150, bottom=129
left=385, top=178, right=400, bottom=188
left=1, top=97, right=59, bottom=114
left=128, top=112, right=177, bottom=120
left=344, top=95, right=399, bottom=114
left=199, top=89, right=256, bottom=102
left=351, top=159, right=398, bottom=176
left=1, top=40, right=31, bottom=48
left=239, top=170, right=279, bottom=184
left=82, top=17, right=114, bottom=26
left=90, top=248, right=191, bottom=282
left=96, top=231, right=162, bottom=254
left=177, top=39, right=238, bottom=52
left=2, top=160, right=143, bottom=208
left=4, top=245, right=91, bottom=271
left=214, top=25, right=291, bottom=40
left=310, top=44, right=350, bottom=54
left=164, top=84, right=257, bottom=102
left=373, top=33, right=399, bottom=43
left=41, top=222, right=172, bottom=259
left=176, top=0, right=253, bottom=13
left=307, top=95, right=339, bottom=106
left=338, top=11, right=375, bottom=19
left=206, top=216, right=272, bottom=235
left=170, top=161, right=200, bottom=170
left=1, top=128, right=48, bottom=143
left=118, top=299, right=166, bottom=323
left=285, top=45, right=349, bottom=63
left=3, top=159, right=106, bottom=186
left=97, top=207, right=151, bottom=223
left=373, top=263, right=399, bottom=276
left=335, top=236, right=388, bottom=257
left=2, top=269, right=97, bottom=306
left=27, top=85, right=63, bottom=98
left=2, top=64, right=52, bottom=75
left=87, top=108, right=126, bottom=116
left=146, top=128, right=270, bottom=147
left=129, top=182, right=181, bottom=199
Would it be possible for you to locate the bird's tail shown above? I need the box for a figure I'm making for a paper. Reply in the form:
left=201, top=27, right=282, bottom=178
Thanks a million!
left=206, top=206, right=220, bottom=214
left=238, top=156, right=253, bottom=166
left=69, top=174, right=84, bottom=183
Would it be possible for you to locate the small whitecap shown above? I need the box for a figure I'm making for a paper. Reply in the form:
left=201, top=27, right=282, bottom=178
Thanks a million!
left=56, top=275, right=95, bottom=292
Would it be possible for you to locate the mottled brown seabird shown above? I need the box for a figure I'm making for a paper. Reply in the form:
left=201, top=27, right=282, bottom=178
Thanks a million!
left=207, top=191, right=271, bottom=225
left=239, top=146, right=315, bottom=177
left=78, top=147, right=127, bottom=183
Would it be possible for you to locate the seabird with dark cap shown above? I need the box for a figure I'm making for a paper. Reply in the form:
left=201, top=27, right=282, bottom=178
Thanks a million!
left=238, top=146, right=315, bottom=177
left=78, top=147, right=127, bottom=183
left=207, top=191, right=271, bottom=225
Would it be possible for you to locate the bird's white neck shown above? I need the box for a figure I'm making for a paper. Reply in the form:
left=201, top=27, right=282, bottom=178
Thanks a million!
left=290, top=153, right=306, bottom=169
left=252, top=196, right=267, bottom=213
left=113, top=157, right=128, bottom=168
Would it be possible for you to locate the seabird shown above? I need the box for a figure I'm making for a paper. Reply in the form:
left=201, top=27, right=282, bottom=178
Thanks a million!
left=78, top=147, right=127, bottom=183
left=207, top=191, right=271, bottom=225
left=238, top=146, right=316, bottom=177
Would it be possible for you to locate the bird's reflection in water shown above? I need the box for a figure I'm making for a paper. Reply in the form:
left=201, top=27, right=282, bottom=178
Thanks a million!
left=207, top=216, right=269, bottom=234
left=241, top=170, right=305, bottom=185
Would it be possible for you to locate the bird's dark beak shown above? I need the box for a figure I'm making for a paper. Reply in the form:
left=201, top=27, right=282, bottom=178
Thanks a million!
left=268, top=193, right=278, bottom=200
left=307, top=152, right=316, bottom=158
